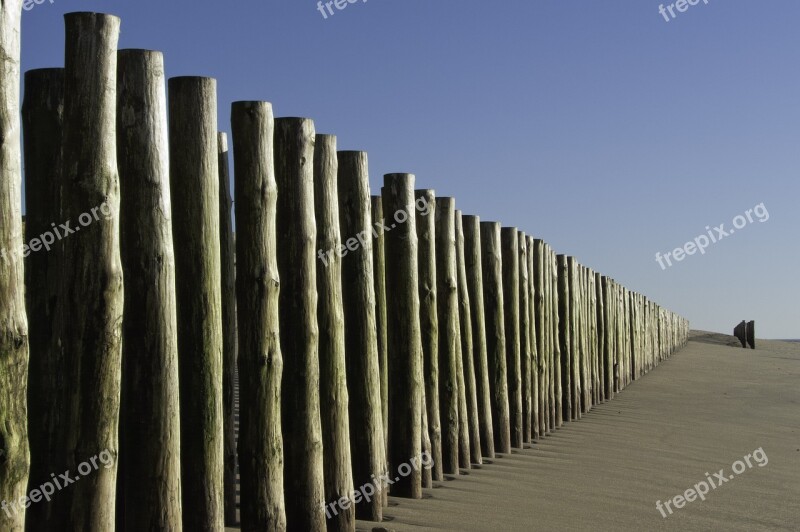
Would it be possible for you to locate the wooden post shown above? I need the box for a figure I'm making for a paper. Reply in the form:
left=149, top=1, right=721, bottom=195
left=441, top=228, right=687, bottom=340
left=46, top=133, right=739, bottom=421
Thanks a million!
left=218, top=130, right=238, bottom=527
left=501, top=228, right=523, bottom=449
left=595, top=273, right=606, bottom=403
left=462, top=216, right=495, bottom=458
left=415, top=189, right=442, bottom=481
left=22, top=67, right=64, bottom=530
left=556, top=255, right=571, bottom=422
left=274, top=117, right=325, bottom=529
left=456, top=211, right=482, bottom=464
left=59, top=13, right=123, bottom=529
left=518, top=233, right=532, bottom=444
left=480, top=222, right=511, bottom=454
left=117, top=49, right=182, bottom=531
left=382, top=174, right=423, bottom=498
left=532, top=240, right=547, bottom=437
left=747, top=320, right=755, bottom=349
left=338, top=151, right=386, bottom=520
left=169, top=76, right=223, bottom=531
left=231, top=101, right=286, bottom=531
left=550, top=247, right=562, bottom=428
left=525, top=235, right=539, bottom=441
left=436, top=198, right=461, bottom=472
left=313, top=136, right=355, bottom=532
left=371, top=195, right=390, bottom=485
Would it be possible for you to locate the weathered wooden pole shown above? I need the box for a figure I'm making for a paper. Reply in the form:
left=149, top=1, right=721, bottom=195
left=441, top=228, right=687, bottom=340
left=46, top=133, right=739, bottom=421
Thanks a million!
left=313, top=136, right=355, bottom=532
left=117, top=49, right=182, bottom=531
left=59, top=13, right=124, bottom=529
left=231, top=101, right=286, bottom=531
left=382, top=174, right=423, bottom=498
left=455, top=211, right=482, bottom=464
left=525, top=235, right=539, bottom=441
left=455, top=323, right=471, bottom=470
left=549, top=247, right=562, bottom=428
left=532, top=239, right=547, bottom=437
left=169, top=76, right=223, bottom=531
left=274, top=117, right=325, bottom=530
left=217, top=130, right=239, bottom=527
left=500, top=228, right=523, bottom=449
left=518, top=232, right=532, bottom=444
left=556, top=255, right=572, bottom=422
left=22, top=67, right=64, bottom=530
left=415, top=189, right=442, bottom=480
left=0, top=3, right=27, bottom=530
left=595, top=272, right=605, bottom=403
left=747, top=320, right=755, bottom=349
left=480, top=222, right=511, bottom=454
left=371, top=195, right=390, bottom=484
left=436, top=198, right=461, bottom=473
left=462, top=216, right=495, bottom=458
left=337, top=151, right=386, bottom=521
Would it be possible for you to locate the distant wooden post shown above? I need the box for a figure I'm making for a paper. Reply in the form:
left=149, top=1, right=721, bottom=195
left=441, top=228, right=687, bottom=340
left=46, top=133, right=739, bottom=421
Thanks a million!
left=117, top=49, right=182, bottom=531
left=746, top=321, right=755, bottom=349
left=501, top=228, right=523, bottom=449
left=22, top=67, right=64, bottom=530
left=338, top=151, right=386, bottom=520
left=371, top=195, right=390, bottom=483
left=734, top=320, right=747, bottom=348
left=436, top=198, right=461, bottom=472
left=274, top=117, right=325, bottom=529
left=518, top=232, right=532, bottom=444
left=217, top=131, right=238, bottom=527
left=415, top=189, right=442, bottom=481
left=595, top=273, right=606, bottom=403
left=314, top=136, right=355, bottom=532
left=231, top=101, right=286, bottom=531
left=169, top=76, right=224, bottom=531
left=556, top=255, right=572, bottom=422
left=456, top=211, right=482, bottom=464
left=480, top=222, right=511, bottom=454
left=525, top=236, right=539, bottom=440
left=382, top=173, right=423, bottom=498
left=60, top=13, right=124, bottom=529
left=462, top=216, right=495, bottom=458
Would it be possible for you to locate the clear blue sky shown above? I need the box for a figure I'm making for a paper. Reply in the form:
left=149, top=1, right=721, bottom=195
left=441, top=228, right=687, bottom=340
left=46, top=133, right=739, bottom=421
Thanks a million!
left=21, top=1, right=800, bottom=338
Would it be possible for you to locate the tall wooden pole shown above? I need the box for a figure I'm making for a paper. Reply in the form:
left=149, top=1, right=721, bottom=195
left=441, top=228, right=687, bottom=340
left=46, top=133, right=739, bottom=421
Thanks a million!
left=525, top=236, right=539, bottom=440
left=382, top=174, right=423, bottom=499
left=518, top=234, right=532, bottom=443
left=550, top=247, right=562, bottom=428
left=22, top=67, right=64, bottom=530
left=456, top=211, right=482, bottom=465
left=371, top=195, right=390, bottom=488
left=480, top=222, right=511, bottom=455
left=117, top=49, right=182, bottom=531
left=462, top=216, right=495, bottom=459
left=1, top=2, right=30, bottom=528
left=501, top=228, right=523, bottom=449
left=60, top=13, right=124, bottom=529
left=218, top=131, right=239, bottom=527
left=556, top=255, right=571, bottom=422
left=231, top=101, right=286, bottom=531
left=338, top=153, right=386, bottom=520
left=313, top=135, right=355, bottom=532
left=169, top=76, right=224, bottom=531
left=531, top=240, right=547, bottom=437
left=274, top=117, right=325, bottom=530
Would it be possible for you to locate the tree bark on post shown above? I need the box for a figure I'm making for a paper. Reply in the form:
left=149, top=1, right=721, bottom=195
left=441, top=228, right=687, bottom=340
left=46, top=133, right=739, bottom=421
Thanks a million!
left=436, top=198, right=461, bottom=473
left=22, top=67, right=64, bottom=531
left=382, top=174, right=423, bottom=499
left=501, top=228, right=523, bottom=449
left=462, top=216, right=495, bottom=459
left=556, top=255, right=571, bottom=423
left=480, top=222, right=511, bottom=455
left=414, top=189, right=442, bottom=481
left=169, top=76, right=224, bottom=531
left=532, top=239, right=547, bottom=437
left=549, top=247, right=561, bottom=428
left=313, top=136, right=355, bottom=532
left=274, top=117, right=326, bottom=530
left=231, top=101, right=286, bottom=531
left=117, top=49, right=182, bottom=532
left=525, top=236, right=539, bottom=441
left=0, top=3, right=28, bottom=531
left=217, top=131, right=238, bottom=527
left=371, top=195, right=390, bottom=495
left=59, top=13, right=124, bottom=530
left=456, top=211, right=482, bottom=465
left=517, top=232, right=532, bottom=444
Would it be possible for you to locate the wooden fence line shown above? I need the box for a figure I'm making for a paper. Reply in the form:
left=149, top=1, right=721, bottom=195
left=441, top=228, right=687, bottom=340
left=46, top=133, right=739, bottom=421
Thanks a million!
left=4, top=9, right=691, bottom=532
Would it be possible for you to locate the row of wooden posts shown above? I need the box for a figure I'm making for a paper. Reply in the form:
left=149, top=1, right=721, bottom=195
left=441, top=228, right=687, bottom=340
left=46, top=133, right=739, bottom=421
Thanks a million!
left=0, top=9, right=690, bottom=532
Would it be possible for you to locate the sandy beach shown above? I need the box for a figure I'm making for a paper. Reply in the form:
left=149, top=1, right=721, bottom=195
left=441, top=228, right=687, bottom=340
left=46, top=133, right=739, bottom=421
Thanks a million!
left=353, top=333, right=799, bottom=531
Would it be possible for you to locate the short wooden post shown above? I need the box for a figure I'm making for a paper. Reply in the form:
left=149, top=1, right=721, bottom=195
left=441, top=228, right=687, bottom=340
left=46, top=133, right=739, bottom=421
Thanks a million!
left=382, top=174, right=423, bottom=498
left=117, top=49, right=182, bottom=531
left=274, top=117, right=325, bottom=529
left=501, top=228, right=523, bottom=449
left=462, top=216, right=495, bottom=458
left=61, top=13, right=124, bottom=529
left=481, top=222, right=511, bottom=454
left=231, top=101, right=286, bottom=531
left=169, top=76, right=223, bottom=531
left=746, top=321, right=755, bottom=349
left=436, top=198, right=462, bottom=472
left=338, top=152, right=386, bottom=519
left=22, top=67, right=64, bottom=530
left=314, top=136, right=355, bottom=532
